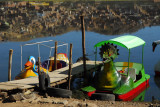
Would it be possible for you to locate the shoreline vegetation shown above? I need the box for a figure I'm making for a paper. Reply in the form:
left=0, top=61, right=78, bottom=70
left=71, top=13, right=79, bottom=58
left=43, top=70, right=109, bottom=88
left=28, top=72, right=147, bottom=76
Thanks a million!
left=0, top=0, right=160, bottom=42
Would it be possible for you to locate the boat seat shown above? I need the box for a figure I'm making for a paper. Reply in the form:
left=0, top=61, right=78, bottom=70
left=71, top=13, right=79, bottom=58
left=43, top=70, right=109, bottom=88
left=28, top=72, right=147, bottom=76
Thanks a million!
left=52, top=62, right=62, bottom=71
left=125, top=68, right=136, bottom=81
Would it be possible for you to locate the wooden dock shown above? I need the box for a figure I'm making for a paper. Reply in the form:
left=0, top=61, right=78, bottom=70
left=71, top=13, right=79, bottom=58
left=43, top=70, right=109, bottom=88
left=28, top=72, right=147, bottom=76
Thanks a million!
left=0, top=61, right=101, bottom=92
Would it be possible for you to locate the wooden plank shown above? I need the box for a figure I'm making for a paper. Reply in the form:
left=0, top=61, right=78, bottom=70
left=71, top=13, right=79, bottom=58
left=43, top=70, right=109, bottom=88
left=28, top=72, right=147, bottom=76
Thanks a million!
left=0, top=85, right=18, bottom=90
left=0, top=61, right=102, bottom=91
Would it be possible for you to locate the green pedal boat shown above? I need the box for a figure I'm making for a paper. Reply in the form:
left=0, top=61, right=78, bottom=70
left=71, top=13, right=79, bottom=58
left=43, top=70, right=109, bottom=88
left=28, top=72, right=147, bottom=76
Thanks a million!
left=82, top=35, right=150, bottom=101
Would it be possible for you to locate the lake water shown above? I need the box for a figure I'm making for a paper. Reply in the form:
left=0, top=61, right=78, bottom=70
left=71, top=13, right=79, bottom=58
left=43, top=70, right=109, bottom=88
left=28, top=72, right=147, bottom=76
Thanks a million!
left=0, top=26, right=160, bottom=101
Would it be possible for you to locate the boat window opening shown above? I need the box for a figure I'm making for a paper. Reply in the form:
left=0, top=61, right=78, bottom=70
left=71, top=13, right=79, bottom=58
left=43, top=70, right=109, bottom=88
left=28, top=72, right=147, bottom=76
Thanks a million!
left=136, top=73, right=142, bottom=81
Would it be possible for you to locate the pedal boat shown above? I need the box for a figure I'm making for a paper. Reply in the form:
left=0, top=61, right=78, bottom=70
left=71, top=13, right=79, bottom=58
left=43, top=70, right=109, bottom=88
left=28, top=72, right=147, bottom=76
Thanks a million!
left=15, top=53, right=69, bottom=80
left=152, top=40, right=160, bottom=76
left=82, top=35, right=150, bottom=101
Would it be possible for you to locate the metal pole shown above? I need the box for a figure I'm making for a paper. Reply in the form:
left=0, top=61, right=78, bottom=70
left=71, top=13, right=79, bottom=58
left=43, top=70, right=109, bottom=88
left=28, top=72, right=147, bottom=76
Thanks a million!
left=95, top=47, right=97, bottom=66
left=95, top=47, right=97, bottom=71
left=127, top=49, right=131, bottom=76
left=8, top=49, right=13, bottom=81
left=81, top=15, right=87, bottom=79
left=142, top=45, right=144, bottom=69
left=68, top=44, right=72, bottom=90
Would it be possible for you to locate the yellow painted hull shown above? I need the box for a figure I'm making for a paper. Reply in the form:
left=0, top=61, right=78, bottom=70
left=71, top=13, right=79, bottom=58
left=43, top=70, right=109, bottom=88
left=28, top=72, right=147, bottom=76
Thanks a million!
left=15, top=67, right=48, bottom=80
left=15, top=53, right=68, bottom=80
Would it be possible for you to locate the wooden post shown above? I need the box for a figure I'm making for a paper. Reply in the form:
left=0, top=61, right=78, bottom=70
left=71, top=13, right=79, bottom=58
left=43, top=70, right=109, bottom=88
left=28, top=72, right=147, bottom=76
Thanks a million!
left=81, top=16, right=87, bottom=79
left=54, top=41, right=57, bottom=70
left=8, top=49, right=13, bottom=81
left=38, top=57, right=41, bottom=76
left=68, top=44, right=72, bottom=90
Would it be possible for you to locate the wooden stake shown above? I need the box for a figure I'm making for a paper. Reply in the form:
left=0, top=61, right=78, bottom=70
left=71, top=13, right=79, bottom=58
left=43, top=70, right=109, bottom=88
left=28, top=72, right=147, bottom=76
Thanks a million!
left=38, top=57, right=41, bottom=75
left=54, top=41, right=57, bottom=70
left=8, top=49, right=13, bottom=81
left=81, top=16, right=87, bottom=79
left=68, top=44, right=72, bottom=90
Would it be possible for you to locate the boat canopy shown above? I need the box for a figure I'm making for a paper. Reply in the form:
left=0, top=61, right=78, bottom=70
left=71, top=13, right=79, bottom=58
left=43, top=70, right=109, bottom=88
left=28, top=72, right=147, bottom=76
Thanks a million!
left=94, top=35, right=145, bottom=49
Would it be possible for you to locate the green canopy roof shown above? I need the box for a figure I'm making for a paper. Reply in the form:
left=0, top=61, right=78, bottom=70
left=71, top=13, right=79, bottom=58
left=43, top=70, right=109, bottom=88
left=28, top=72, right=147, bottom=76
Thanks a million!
left=94, top=35, right=145, bottom=49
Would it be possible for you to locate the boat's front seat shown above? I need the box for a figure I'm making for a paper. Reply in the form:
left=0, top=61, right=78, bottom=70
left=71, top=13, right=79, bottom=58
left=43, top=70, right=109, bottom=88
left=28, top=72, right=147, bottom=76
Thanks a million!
left=125, top=68, right=136, bottom=81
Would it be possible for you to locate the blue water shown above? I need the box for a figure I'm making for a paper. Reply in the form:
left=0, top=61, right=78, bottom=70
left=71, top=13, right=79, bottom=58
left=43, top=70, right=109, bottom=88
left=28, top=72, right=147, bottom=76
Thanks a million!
left=0, top=26, right=160, bottom=101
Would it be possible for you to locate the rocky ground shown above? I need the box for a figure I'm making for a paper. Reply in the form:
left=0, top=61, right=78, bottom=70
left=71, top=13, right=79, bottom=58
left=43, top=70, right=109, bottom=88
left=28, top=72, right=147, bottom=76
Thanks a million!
left=0, top=96, right=159, bottom=107
left=0, top=90, right=160, bottom=107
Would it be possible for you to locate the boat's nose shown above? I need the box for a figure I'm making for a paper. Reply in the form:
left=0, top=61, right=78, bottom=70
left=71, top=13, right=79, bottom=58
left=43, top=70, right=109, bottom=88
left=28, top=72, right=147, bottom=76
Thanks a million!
left=25, top=61, right=33, bottom=69
left=152, top=42, right=157, bottom=52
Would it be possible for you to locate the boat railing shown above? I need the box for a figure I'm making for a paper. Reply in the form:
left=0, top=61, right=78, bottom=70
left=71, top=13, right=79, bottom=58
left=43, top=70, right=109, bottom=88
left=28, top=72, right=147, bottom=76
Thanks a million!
left=20, top=39, right=68, bottom=71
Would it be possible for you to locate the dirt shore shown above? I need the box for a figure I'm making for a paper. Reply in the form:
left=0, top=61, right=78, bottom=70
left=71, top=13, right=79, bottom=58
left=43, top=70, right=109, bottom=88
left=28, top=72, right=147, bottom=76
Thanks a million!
left=0, top=95, right=159, bottom=107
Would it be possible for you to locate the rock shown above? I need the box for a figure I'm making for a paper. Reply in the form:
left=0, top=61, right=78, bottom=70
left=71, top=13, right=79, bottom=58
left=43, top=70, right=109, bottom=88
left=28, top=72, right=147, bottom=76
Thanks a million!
left=52, top=100, right=57, bottom=104
left=150, top=103, right=153, bottom=107
left=16, top=101, right=21, bottom=103
left=23, top=90, right=32, bottom=95
left=111, top=101, right=115, bottom=104
left=52, top=99, right=60, bottom=104
left=21, top=99, right=28, bottom=103
left=66, top=101, right=79, bottom=107
left=21, top=99, right=32, bottom=103
left=9, top=93, right=23, bottom=101
left=9, top=92, right=36, bottom=102
left=43, top=93, right=48, bottom=98
left=78, top=103, right=86, bottom=107
left=0, top=92, right=8, bottom=99
left=63, top=100, right=68, bottom=105
left=86, top=103, right=98, bottom=107
left=83, top=99, right=86, bottom=101
left=23, top=92, right=36, bottom=100
left=39, top=98, right=53, bottom=103
left=57, top=100, right=68, bottom=105
left=30, top=97, right=41, bottom=104
left=78, top=102, right=97, bottom=107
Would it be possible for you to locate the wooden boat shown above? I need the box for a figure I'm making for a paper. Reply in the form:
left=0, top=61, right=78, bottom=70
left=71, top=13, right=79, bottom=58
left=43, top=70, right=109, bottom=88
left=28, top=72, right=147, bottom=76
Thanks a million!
left=82, top=35, right=150, bottom=101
